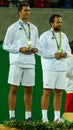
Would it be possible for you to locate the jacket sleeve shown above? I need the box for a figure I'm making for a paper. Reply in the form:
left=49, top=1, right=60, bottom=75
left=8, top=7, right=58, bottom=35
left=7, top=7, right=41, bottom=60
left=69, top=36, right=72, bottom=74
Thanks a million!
left=3, top=27, right=20, bottom=53
left=66, top=57, right=73, bottom=79
left=37, top=34, right=55, bottom=59
left=63, top=34, right=71, bottom=57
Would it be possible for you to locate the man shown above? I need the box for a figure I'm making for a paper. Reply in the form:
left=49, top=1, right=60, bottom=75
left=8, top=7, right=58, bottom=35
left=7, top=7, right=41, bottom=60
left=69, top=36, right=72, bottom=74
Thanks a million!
left=3, top=2, right=39, bottom=121
left=39, top=14, right=71, bottom=123
left=65, top=41, right=73, bottom=112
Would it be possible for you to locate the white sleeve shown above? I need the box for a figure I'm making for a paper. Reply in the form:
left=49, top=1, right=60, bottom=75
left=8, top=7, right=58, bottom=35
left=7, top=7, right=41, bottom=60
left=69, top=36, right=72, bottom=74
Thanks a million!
left=66, top=57, right=73, bottom=79
left=63, top=34, right=71, bottom=57
left=3, top=27, right=20, bottom=53
left=38, top=35, right=55, bottom=59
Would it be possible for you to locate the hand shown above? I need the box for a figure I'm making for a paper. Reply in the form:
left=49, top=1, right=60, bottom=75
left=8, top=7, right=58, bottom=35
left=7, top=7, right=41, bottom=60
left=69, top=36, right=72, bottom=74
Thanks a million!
left=55, top=52, right=62, bottom=59
left=19, top=47, right=31, bottom=53
left=61, top=53, right=67, bottom=58
left=30, top=48, right=38, bottom=53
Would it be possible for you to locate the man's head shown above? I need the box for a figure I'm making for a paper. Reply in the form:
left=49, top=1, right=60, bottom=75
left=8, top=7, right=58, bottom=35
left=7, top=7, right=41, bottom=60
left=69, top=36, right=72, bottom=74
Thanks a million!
left=18, top=3, right=30, bottom=21
left=49, top=14, right=62, bottom=32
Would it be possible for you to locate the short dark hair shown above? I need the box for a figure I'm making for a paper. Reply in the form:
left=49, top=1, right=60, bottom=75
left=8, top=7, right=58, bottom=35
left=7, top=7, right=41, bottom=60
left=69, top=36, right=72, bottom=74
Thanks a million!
left=18, top=2, right=29, bottom=12
left=49, top=14, right=62, bottom=26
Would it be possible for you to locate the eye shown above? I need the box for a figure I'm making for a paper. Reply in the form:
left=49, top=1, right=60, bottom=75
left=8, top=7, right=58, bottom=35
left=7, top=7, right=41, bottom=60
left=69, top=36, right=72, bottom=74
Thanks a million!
left=24, top=9, right=30, bottom=12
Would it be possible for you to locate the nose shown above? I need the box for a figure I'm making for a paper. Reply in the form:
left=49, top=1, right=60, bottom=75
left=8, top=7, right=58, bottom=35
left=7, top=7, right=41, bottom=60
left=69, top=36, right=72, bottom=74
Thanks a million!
left=59, top=22, right=62, bottom=26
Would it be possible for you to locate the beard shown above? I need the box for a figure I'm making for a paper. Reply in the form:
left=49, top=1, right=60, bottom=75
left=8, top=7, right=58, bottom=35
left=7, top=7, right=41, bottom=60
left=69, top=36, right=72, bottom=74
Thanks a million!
left=54, top=27, right=61, bottom=32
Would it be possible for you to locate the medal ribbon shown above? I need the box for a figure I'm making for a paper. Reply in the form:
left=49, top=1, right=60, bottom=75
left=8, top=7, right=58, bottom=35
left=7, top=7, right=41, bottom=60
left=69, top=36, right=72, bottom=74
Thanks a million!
left=19, top=21, right=30, bottom=41
left=52, top=31, right=62, bottom=51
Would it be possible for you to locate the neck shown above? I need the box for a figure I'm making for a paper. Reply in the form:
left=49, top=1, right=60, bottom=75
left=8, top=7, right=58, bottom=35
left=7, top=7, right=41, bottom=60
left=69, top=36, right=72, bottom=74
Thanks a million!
left=20, top=18, right=28, bottom=23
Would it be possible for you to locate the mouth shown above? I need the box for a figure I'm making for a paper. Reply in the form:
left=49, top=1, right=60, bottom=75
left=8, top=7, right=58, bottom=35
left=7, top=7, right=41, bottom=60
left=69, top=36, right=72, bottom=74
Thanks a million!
left=58, top=25, right=62, bottom=28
